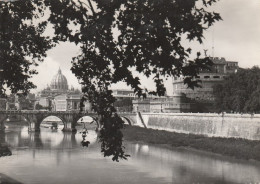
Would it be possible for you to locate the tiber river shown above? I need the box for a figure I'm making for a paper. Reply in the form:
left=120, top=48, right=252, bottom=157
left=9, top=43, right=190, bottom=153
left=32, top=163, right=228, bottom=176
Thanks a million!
left=0, top=120, right=260, bottom=184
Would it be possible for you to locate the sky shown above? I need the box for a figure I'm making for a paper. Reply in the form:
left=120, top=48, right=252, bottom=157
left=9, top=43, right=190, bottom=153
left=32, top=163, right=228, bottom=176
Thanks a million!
left=30, top=0, right=260, bottom=95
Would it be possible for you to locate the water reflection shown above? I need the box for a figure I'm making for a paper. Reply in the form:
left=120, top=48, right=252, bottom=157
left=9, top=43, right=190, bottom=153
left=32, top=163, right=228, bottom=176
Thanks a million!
left=129, top=144, right=260, bottom=184
left=41, top=116, right=65, bottom=130
left=3, top=126, right=98, bottom=150
left=0, top=126, right=260, bottom=184
left=0, top=131, right=12, bottom=157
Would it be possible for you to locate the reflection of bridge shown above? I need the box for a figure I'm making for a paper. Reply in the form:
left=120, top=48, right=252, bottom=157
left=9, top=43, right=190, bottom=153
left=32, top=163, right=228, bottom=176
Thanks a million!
left=0, top=111, right=138, bottom=132
left=3, top=127, right=88, bottom=149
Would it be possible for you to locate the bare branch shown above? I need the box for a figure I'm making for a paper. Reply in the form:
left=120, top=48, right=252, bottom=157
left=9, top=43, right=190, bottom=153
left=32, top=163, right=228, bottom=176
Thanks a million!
left=87, top=0, right=96, bottom=16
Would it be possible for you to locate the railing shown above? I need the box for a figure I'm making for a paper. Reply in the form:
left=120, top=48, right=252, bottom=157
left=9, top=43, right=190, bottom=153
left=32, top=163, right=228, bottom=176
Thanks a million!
left=0, top=110, right=137, bottom=117
left=0, top=110, right=96, bottom=114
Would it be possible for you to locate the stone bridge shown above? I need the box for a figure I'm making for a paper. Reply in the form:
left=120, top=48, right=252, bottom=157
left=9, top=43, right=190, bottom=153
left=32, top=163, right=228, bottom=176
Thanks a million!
left=0, top=110, right=139, bottom=132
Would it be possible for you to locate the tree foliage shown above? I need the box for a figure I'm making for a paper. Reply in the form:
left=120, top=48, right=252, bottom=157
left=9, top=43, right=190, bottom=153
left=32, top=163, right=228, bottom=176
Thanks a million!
left=213, top=66, right=260, bottom=113
left=114, top=98, right=133, bottom=112
left=45, top=0, right=221, bottom=95
left=0, top=1, right=52, bottom=97
left=17, top=94, right=35, bottom=110
left=35, top=103, right=46, bottom=110
left=1, top=0, right=221, bottom=161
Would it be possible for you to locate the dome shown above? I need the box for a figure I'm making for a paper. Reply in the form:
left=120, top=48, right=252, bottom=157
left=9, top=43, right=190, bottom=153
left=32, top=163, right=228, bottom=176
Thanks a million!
left=50, top=68, right=68, bottom=91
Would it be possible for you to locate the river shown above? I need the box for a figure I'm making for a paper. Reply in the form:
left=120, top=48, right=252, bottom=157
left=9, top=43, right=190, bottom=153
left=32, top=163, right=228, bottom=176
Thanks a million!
left=0, top=124, right=260, bottom=184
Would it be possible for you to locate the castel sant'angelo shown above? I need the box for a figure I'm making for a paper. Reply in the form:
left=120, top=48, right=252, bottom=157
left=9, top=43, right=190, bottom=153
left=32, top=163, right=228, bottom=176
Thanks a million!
left=172, top=57, right=239, bottom=112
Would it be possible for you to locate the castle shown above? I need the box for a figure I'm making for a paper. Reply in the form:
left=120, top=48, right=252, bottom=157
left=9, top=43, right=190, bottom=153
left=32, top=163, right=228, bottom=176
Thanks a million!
left=132, top=57, right=239, bottom=113
left=172, top=57, right=239, bottom=112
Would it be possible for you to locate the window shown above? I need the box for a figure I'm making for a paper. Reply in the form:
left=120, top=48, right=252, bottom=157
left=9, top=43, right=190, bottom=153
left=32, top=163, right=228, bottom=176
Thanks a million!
left=204, top=76, right=210, bottom=79
left=213, top=76, right=220, bottom=78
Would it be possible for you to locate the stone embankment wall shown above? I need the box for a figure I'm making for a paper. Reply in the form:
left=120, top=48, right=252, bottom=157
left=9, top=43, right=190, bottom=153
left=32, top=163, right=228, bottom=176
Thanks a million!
left=134, top=113, right=260, bottom=141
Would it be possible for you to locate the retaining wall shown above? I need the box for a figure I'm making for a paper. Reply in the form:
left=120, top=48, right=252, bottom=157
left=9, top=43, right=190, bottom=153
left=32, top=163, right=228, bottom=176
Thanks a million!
left=136, top=113, right=260, bottom=140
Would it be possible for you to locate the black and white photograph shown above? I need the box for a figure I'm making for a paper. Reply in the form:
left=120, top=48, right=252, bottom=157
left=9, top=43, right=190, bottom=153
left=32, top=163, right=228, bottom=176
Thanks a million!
left=0, top=0, right=260, bottom=183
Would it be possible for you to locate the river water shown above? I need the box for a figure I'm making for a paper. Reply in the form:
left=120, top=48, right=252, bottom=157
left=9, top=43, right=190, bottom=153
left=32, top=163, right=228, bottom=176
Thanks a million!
left=0, top=124, right=260, bottom=184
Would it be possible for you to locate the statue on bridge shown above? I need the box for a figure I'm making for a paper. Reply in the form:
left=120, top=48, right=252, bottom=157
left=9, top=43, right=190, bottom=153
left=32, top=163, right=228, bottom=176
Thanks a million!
left=51, top=100, right=56, bottom=112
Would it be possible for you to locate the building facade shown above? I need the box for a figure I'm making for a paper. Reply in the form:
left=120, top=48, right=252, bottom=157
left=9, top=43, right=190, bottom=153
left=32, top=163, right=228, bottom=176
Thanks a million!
left=162, top=94, right=192, bottom=113
left=53, top=93, right=92, bottom=112
left=132, top=57, right=239, bottom=113
left=112, top=89, right=136, bottom=99
left=132, top=93, right=193, bottom=113
left=132, top=99, right=150, bottom=112
left=36, top=68, right=90, bottom=111
left=172, top=57, right=238, bottom=112
left=54, top=94, right=67, bottom=111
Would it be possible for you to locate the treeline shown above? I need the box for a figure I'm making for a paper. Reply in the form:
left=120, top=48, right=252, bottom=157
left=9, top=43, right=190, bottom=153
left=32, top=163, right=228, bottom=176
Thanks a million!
left=2, top=94, right=35, bottom=110
left=213, top=66, right=260, bottom=113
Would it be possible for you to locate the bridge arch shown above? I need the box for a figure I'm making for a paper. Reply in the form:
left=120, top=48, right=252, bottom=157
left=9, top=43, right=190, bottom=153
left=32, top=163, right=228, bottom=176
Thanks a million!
left=121, top=116, right=133, bottom=126
left=39, top=115, right=66, bottom=129
left=75, top=115, right=99, bottom=130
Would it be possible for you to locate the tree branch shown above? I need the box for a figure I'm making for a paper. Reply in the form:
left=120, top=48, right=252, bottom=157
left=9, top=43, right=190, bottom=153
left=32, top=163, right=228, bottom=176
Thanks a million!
left=87, top=0, right=96, bottom=16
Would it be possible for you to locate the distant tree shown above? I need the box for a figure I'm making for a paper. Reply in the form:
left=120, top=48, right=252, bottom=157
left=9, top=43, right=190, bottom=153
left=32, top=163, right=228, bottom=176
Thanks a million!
left=35, top=103, right=45, bottom=110
left=6, top=94, right=15, bottom=103
left=17, top=95, right=34, bottom=110
left=114, top=98, right=133, bottom=112
left=213, top=66, right=260, bottom=113
left=114, top=98, right=132, bottom=107
left=244, top=89, right=260, bottom=113
left=1, top=0, right=221, bottom=161
left=8, top=103, right=16, bottom=110
left=0, top=99, right=6, bottom=110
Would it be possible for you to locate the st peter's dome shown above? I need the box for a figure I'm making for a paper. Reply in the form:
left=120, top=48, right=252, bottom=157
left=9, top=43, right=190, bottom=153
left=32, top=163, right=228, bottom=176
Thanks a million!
left=50, top=68, right=68, bottom=91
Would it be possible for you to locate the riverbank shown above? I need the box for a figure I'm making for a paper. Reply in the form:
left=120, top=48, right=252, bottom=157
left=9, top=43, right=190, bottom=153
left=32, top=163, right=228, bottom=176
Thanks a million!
left=122, top=125, right=260, bottom=161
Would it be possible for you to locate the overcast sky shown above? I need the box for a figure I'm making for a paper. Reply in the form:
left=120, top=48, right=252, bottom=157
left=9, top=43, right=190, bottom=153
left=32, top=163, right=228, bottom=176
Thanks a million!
left=30, top=0, right=260, bottom=95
